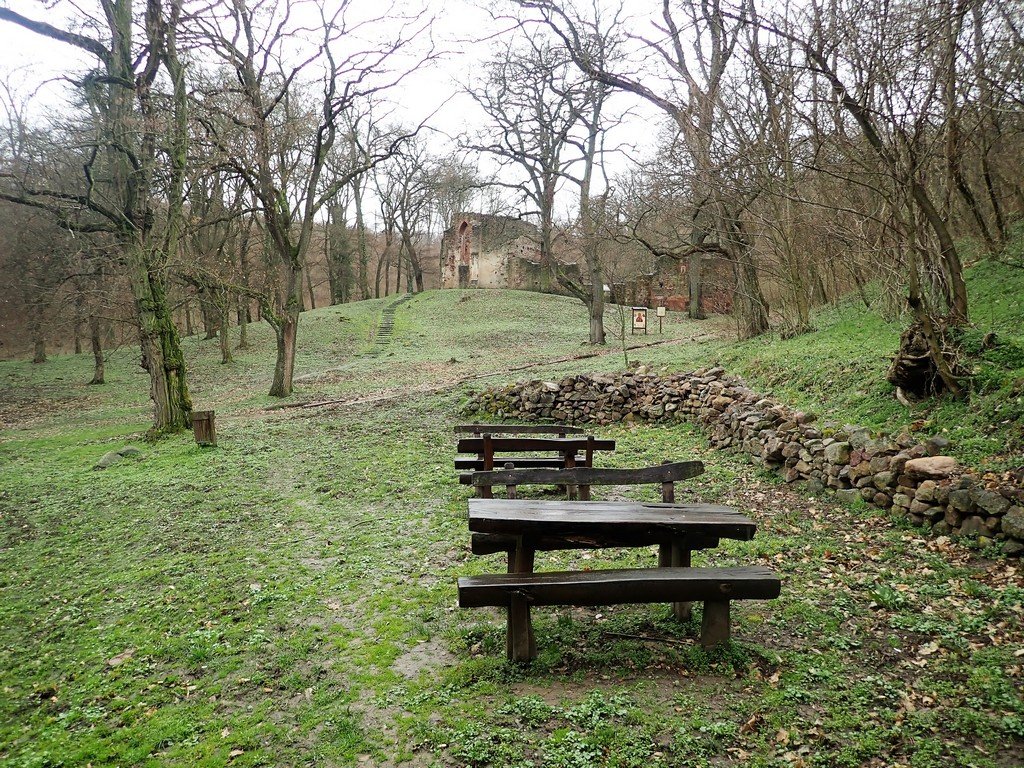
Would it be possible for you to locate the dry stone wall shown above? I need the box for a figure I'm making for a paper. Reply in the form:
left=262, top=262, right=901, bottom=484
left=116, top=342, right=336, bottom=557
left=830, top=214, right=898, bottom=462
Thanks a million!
left=464, top=368, right=1024, bottom=556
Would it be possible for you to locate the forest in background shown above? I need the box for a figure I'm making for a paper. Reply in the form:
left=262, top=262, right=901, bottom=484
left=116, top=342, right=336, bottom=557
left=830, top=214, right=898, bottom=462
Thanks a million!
left=0, top=0, right=1021, bottom=432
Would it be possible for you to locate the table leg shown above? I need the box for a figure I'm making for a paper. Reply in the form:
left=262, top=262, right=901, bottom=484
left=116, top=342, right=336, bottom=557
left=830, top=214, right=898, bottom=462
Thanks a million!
left=670, top=538, right=693, bottom=621
left=507, top=538, right=537, bottom=662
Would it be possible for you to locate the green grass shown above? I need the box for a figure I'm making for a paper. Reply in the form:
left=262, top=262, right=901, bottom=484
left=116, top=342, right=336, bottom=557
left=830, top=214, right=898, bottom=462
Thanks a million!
left=2, top=274, right=1023, bottom=766
left=638, top=260, right=1024, bottom=469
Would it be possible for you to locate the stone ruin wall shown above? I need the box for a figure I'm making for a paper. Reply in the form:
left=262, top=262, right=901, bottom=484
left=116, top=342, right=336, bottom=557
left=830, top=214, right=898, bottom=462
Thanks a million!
left=464, top=369, right=1024, bottom=556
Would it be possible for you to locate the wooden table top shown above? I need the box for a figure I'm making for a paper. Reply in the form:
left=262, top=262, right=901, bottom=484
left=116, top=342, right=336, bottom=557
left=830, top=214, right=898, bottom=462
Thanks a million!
left=468, top=499, right=757, bottom=541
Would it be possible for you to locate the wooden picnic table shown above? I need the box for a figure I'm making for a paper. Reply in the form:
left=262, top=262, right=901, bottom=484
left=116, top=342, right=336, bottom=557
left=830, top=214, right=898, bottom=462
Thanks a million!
left=459, top=498, right=778, bottom=661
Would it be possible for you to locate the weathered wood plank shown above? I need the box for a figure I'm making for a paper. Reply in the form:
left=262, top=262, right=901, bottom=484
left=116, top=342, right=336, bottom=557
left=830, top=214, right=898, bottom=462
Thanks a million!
left=455, top=458, right=569, bottom=471
left=468, top=461, right=705, bottom=488
left=468, top=500, right=757, bottom=540
left=470, top=532, right=721, bottom=555
left=456, top=437, right=615, bottom=454
left=458, top=566, right=781, bottom=608
left=192, top=410, right=217, bottom=447
left=455, top=424, right=585, bottom=435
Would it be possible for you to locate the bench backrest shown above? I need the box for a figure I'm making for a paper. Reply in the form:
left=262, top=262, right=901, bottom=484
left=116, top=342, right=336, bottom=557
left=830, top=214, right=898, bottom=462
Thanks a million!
left=454, top=424, right=585, bottom=436
left=455, top=436, right=615, bottom=454
left=469, top=460, right=704, bottom=501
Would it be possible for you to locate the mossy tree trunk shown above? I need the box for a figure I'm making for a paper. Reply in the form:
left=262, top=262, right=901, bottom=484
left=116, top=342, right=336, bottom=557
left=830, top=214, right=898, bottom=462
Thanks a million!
left=89, top=315, right=105, bottom=385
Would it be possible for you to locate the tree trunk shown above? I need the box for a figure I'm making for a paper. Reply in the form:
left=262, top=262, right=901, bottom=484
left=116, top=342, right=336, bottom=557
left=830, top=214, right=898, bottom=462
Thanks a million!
left=687, top=253, right=705, bottom=320
left=131, top=258, right=193, bottom=432
left=89, top=315, right=105, bottom=385
left=306, top=267, right=317, bottom=310
left=376, top=252, right=388, bottom=298
left=200, top=292, right=218, bottom=339
left=237, top=297, right=249, bottom=349
left=731, top=233, right=770, bottom=340
left=585, top=230, right=605, bottom=345
left=269, top=313, right=298, bottom=397
left=268, top=264, right=303, bottom=397
left=219, top=300, right=233, bottom=364
left=354, top=179, right=370, bottom=300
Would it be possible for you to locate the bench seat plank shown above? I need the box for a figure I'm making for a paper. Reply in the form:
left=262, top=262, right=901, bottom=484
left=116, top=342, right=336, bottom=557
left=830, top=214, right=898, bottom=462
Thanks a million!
left=458, top=566, right=781, bottom=607
left=455, top=458, right=568, bottom=473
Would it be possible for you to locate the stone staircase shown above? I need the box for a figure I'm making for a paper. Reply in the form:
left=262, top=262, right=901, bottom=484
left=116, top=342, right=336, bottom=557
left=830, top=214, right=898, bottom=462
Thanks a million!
left=365, top=294, right=413, bottom=357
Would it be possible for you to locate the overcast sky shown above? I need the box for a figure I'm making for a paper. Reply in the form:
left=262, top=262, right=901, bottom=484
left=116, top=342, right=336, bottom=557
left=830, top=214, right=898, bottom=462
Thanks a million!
left=0, top=0, right=665, bottom=225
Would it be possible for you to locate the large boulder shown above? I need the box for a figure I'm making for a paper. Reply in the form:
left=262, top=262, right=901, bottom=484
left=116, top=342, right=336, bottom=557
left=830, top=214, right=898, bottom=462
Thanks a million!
left=905, top=456, right=958, bottom=480
left=93, top=451, right=123, bottom=470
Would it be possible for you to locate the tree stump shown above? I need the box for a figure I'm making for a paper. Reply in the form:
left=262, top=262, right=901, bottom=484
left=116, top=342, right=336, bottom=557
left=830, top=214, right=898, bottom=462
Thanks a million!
left=887, top=322, right=961, bottom=398
left=192, top=410, right=217, bottom=447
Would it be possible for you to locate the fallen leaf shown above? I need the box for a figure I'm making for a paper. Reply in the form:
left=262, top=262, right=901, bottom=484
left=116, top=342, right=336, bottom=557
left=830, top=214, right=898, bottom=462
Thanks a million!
left=918, top=641, right=940, bottom=656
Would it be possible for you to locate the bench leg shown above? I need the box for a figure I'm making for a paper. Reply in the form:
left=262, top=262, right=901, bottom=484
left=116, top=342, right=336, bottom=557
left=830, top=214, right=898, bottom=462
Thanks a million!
left=670, top=540, right=693, bottom=621
left=700, top=600, right=730, bottom=648
left=506, top=542, right=537, bottom=662
left=508, top=594, right=535, bottom=662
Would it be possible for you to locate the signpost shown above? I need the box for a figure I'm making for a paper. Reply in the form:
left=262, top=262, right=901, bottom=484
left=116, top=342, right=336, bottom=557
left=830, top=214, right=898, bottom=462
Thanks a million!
left=631, top=306, right=648, bottom=335
left=656, top=305, right=666, bottom=334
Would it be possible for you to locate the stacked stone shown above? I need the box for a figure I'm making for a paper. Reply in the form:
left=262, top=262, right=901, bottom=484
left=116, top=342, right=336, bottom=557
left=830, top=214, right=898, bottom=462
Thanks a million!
left=464, top=367, right=1024, bottom=556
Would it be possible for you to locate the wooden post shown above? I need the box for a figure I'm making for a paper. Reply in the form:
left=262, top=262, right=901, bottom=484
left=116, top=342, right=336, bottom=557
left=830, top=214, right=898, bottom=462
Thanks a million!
left=507, top=538, right=537, bottom=662
left=563, top=450, right=577, bottom=500
left=700, top=600, right=731, bottom=647
left=480, top=433, right=494, bottom=499
left=504, top=461, right=517, bottom=499
left=661, top=460, right=675, bottom=504
left=192, top=410, right=217, bottom=447
left=671, top=537, right=693, bottom=621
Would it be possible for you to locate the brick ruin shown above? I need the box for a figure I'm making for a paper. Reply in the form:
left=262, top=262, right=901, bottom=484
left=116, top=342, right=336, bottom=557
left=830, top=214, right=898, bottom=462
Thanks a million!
left=440, top=214, right=734, bottom=314
left=611, top=255, right=735, bottom=314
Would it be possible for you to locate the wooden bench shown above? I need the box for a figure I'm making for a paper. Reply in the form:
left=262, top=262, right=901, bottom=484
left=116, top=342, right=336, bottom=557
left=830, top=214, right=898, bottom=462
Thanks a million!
left=455, top=436, right=616, bottom=498
left=458, top=566, right=782, bottom=657
left=459, top=460, right=705, bottom=501
left=454, top=426, right=585, bottom=469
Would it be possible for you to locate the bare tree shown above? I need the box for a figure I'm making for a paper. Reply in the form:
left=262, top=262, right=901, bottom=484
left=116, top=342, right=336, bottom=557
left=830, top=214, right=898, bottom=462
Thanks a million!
left=519, top=0, right=771, bottom=339
left=466, top=34, right=612, bottom=343
left=0, top=0, right=194, bottom=431
left=189, top=0, right=433, bottom=396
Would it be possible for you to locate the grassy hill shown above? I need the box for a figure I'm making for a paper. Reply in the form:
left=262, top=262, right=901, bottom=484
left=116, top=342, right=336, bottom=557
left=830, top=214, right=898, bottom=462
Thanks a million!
left=1, top=270, right=1022, bottom=767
